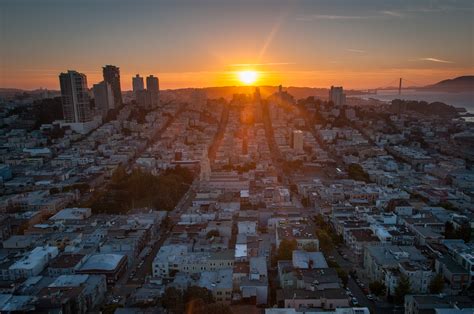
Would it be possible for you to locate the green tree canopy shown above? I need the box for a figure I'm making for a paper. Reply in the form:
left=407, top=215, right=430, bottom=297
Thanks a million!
left=336, top=268, right=348, bottom=287
left=277, top=239, right=298, bottom=261
left=394, top=275, right=411, bottom=304
left=206, top=229, right=220, bottom=239
left=369, top=280, right=387, bottom=296
left=316, top=229, right=332, bottom=254
left=429, top=274, right=444, bottom=294
left=162, top=287, right=184, bottom=314
left=348, top=163, right=370, bottom=182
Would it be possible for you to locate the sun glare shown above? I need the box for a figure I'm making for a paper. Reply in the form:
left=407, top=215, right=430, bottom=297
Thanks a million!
left=238, top=70, right=258, bottom=85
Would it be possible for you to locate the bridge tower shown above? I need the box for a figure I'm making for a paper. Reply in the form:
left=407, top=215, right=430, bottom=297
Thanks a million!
left=398, top=78, right=402, bottom=95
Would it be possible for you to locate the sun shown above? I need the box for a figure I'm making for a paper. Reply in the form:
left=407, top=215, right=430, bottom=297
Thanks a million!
left=238, top=70, right=258, bottom=85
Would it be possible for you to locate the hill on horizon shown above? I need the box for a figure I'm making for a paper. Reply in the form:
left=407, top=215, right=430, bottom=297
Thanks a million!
left=420, top=75, right=474, bottom=92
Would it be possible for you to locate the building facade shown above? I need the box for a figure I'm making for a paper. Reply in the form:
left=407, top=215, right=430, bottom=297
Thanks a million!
left=102, top=65, right=123, bottom=108
left=59, top=70, right=92, bottom=123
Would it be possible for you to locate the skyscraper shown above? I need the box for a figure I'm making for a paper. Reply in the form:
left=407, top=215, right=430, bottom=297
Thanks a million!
left=146, top=75, right=159, bottom=107
left=93, top=81, right=114, bottom=118
left=103, top=65, right=123, bottom=108
left=329, top=86, right=346, bottom=107
left=59, top=70, right=92, bottom=123
left=132, top=74, right=144, bottom=93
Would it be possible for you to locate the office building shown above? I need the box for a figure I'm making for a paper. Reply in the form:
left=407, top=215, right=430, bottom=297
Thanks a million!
left=59, top=70, right=92, bottom=123
left=136, top=89, right=152, bottom=109
left=292, top=130, right=304, bottom=153
left=132, top=74, right=144, bottom=93
left=103, top=65, right=123, bottom=108
left=92, top=81, right=114, bottom=117
left=329, top=86, right=346, bottom=107
left=146, top=75, right=159, bottom=107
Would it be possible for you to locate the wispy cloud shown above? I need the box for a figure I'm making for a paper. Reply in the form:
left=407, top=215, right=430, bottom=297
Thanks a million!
left=230, top=62, right=294, bottom=67
left=418, top=58, right=454, bottom=64
left=296, top=14, right=371, bottom=21
left=380, top=10, right=404, bottom=18
left=296, top=4, right=473, bottom=22
left=406, top=4, right=474, bottom=14
left=347, top=49, right=366, bottom=54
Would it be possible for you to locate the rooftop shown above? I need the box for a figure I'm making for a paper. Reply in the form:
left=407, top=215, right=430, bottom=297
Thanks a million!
left=80, top=253, right=126, bottom=271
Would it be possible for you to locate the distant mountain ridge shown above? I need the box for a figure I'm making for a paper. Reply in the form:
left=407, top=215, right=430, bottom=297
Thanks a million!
left=421, top=76, right=474, bottom=92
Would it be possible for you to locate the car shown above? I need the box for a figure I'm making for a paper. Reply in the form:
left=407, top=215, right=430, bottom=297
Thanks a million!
left=367, top=294, right=375, bottom=301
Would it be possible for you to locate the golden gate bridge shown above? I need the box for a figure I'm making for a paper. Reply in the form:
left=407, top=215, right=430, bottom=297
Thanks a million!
left=366, top=78, right=424, bottom=95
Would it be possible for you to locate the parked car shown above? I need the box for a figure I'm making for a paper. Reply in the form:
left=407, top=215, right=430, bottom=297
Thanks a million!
left=367, top=294, right=375, bottom=301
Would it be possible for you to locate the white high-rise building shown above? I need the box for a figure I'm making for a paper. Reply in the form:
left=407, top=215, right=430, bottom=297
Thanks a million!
left=292, top=130, right=304, bottom=153
left=59, top=70, right=92, bottom=123
left=93, top=81, right=114, bottom=117
left=329, top=86, right=346, bottom=107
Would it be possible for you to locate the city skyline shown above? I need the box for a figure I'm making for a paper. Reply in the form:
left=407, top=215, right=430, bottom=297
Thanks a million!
left=1, top=0, right=473, bottom=90
left=0, top=1, right=473, bottom=312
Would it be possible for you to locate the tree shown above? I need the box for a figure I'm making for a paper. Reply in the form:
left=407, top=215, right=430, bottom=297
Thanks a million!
left=184, top=286, right=214, bottom=304
left=205, top=302, right=233, bottom=314
left=429, top=274, right=444, bottom=294
left=303, top=242, right=318, bottom=252
left=162, top=287, right=184, bottom=314
left=394, top=275, right=411, bottom=304
left=347, top=163, right=370, bottom=183
left=316, top=229, right=332, bottom=254
left=445, top=221, right=472, bottom=242
left=49, top=187, right=60, bottom=194
left=277, top=239, right=298, bottom=261
left=111, top=165, right=127, bottom=185
left=369, top=280, right=387, bottom=296
left=336, top=268, right=348, bottom=287
left=457, top=222, right=471, bottom=243
left=445, top=221, right=456, bottom=238
left=206, top=229, right=220, bottom=239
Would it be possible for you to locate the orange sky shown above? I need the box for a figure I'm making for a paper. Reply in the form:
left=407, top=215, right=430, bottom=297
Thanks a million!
left=3, top=67, right=473, bottom=91
left=1, top=0, right=472, bottom=90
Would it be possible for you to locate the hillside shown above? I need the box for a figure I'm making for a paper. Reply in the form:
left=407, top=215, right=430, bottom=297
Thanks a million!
left=421, top=76, right=474, bottom=92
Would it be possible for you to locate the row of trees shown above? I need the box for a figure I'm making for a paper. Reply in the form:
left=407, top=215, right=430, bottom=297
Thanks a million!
left=162, top=286, right=232, bottom=314
left=369, top=273, right=444, bottom=304
left=91, top=166, right=194, bottom=214
left=8, top=97, right=64, bottom=129
left=222, top=162, right=256, bottom=173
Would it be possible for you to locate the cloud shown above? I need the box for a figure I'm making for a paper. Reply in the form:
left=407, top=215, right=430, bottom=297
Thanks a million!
left=380, top=10, right=404, bottom=18
left=296, top=14, right=371, bottom=21
left=347, top=49, right=366, bottom=54
left=418, top=58, right=454, bottom=64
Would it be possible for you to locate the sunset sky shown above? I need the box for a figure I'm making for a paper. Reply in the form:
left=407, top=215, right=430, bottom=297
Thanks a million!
left=1, top=0, right=473, bottom=90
